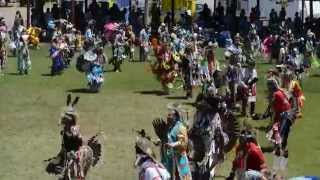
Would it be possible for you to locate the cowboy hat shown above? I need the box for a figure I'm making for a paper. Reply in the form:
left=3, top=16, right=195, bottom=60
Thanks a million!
left=135, top=136, right=157, bottom=161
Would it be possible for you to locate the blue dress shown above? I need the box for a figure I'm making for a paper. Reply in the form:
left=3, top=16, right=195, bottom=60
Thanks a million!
left=162, top=120, right=191, bottom=179
left=49, top=47, right=64, bottom=74
left=87, top=64, right=104, bottom=85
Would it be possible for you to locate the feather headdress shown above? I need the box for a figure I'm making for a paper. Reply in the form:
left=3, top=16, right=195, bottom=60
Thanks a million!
left=60, top=94, right=80, bottom=126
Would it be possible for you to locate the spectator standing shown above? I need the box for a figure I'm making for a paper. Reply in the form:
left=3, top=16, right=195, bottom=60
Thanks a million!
left=164, top=12, right=172, bottom=28
left=51, top=4, right=60, bottom=20
left=44, top=8, right=52, bottom=27
left=293, top=12, right=303, bottom=37
left=198, top=3, right=211, bottom=27
left=279, top=7, right=286, bottom=22
left=239, top=9, right=249, bottom=36
left=217, top=2, right=224, bottom=19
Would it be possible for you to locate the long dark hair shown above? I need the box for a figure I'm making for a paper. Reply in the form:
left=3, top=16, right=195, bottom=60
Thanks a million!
left=16, top=11, right=22, bottom=18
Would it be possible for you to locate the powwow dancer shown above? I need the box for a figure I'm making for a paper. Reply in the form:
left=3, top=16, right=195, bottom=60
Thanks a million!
left=265, top=79, right=296, bottom=178
left=27, top=26, right=42, bottom=49
left=199, top=48, right=210, bottom=81
left=238, top=60, right=258, bottom=116
left=94, top=47, right=107, bottom=71
left=191, top=87, right=240, bottom=179
left=181, top=46, right=194, bottom=99
left=205, top=41, right=218, bottom=77
left=17, top=33, right=31, bottom=75
left=151, top=43, right=177, bottom=94
left=85, top=25, right=94, bottom=42
left=45, top=94, right=102, bottom=180
left=225, top=51, right=241, bottom=110
left=139, top=26, right=150, bottom=62
left=49, top=38, right=65, bottom=75
left=76, top=47, right=104, bottom=93
left=226, top=130, right=269, bottom=180
left=125, top=25, right=135, bottom=62
left=134, top=130, right=171, bottom=180
left=0, top=29, right=7, bottom=75
left=248, top=28, right=261, bottom=58
left=152, top=104, right=192, bottom=180
left=228, top=33, right=244, bottom=64
left=85, top=51, right=104, bottom=93
left=158, top=23, right=170, bottom=43
left=262, top=34, right=275, bottom=63
left=112, top=29, right=126, bottom=72
left=11, top=12, right=24, bottom=56
left=265, top=79, right=291, bottom=145
left=0, top=17, right=7, bottom=75
left=289, top=80, right=305, bottom=118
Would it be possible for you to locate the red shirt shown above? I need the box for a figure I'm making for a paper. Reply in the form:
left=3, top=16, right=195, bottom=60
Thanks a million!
left=233, top=142, right=267, bottom=171
left=273, top=89, right=291, bottom=113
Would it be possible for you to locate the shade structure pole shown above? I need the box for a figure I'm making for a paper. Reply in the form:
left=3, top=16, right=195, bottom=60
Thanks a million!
left=144, top=0, right=149, bottom=26
left=72, top=0, right=76, bottom=25
left=302, top=0, right=305, bottom=24
left=27, top=0, right=31, bottom=28
left=310, top=0, right=313, bottom=20
left=171, top=0, right=175, bottom=27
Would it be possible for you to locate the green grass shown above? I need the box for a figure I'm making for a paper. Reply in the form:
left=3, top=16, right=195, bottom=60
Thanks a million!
left=0, top=45, right=319, bottom=180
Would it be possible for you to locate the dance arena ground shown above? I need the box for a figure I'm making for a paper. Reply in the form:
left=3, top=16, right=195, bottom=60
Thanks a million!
left=0, top=45, right=319, bottom=179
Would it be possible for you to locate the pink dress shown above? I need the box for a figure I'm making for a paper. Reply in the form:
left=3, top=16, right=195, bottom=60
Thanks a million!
left=262, top=36, right=274, bottom=59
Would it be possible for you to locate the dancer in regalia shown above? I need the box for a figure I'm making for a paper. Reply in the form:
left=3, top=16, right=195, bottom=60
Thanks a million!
left=49, top=38, right=65, bottom=75
left=238, top=60, right=258, bottom=116
left=17, top=32, right=31, bottom=75
left=113, top=29, right=126, bottom=72
left=151, top=43, right=176, bottom=94
left=158, top=104, right=192, bottom=180
left=139, top=26, right=150, bottom=62
left=181, top=46, right=194, bottom=99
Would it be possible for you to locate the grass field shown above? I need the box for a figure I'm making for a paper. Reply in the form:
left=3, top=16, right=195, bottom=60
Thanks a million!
left=0, top=44, right=319, bottom=180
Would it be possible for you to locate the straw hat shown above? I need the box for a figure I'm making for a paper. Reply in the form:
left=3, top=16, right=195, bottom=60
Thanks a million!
left=135, top=136, right=157, bottom=161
